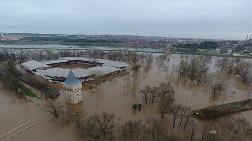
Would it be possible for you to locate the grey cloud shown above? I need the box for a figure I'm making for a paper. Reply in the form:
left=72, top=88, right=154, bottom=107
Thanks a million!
left=0, top=0, right=251, bottom=40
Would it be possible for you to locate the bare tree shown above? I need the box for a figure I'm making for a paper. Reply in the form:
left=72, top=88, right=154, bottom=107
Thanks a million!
left=183, top=111, right=192, bottom=131
left=177, top=57, right=209, bottom=86
left=140, top=85, right=152, bottom=104
left=208, top=79, right=227, bottom=101
left=140, top=85, right=160, bottom=104
left=190, top=57, right=209, bottom=86
left=150, top=86, right=159, bottom=103
left=200, top=127, right=210, bottom=141
left=158, top=82, right=175, bottom=98
left=84, top=112, right=115, bottom=140
left=120, top=120, right=145, bottom=141
left=132, top=64, right=141, bottom=97
left=143, top=54, right=153, bottom=74
left=45, top=100, right=63, bottom=118
left=157, top=82, right=175, bottom=119
left=140, top=82, right=175, bottom=119
left=190, top=124, right=197, bottom=141
left=216, top=57, right=236, bottom=74
left=141, top=82, right=175, bottom=107
left=236, top=61, right=252, bottom=85
left=73, top=109, right=86, bottom=128
left=216, top=58, right=252, bottom=85
left=178, top=106, right=190, bottom=128
left=146, top=118, right=163, bottom=141
left=178, top=59, right=190, bottom=77
left=230, top=118, right=250, bottom=136
left=158, top=94, right=174, bottom=119
left=170, top=105, right=182, bottom=128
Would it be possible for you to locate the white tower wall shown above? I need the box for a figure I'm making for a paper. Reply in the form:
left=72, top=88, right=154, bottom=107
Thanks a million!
left=64, top=84, right=82, bottom=104
left=63, top=71, right=83, bottom=104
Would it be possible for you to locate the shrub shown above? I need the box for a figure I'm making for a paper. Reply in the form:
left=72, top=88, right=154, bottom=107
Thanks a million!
left=132, top=104, right=138, bottom=111
left=137, top=104, right=142, bottom=111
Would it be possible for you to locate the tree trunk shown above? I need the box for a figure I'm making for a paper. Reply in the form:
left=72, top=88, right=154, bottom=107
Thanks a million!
left=151, top=96, right=155, bottom=103
left=172, top=114, right=176, bottom=128
left=183, top=115, right=190, bottom=130
left=161, top=112, right=164, bottom=119
left=179, top=116, right=184, bottom=128
left=152, top=129, right=155, bottom=141
left=213, top=88, right=216, bottom=101
left=102, top=128, right=106, bottom=136
left=234, top=125, right=241, bottom=134
left=200, top=129, right=207, bottom=141
left=53, top=108, right=59, bottom=118
left=144, top=95, right=148, bottom=104
left=190, top=127, right=195, bottom=141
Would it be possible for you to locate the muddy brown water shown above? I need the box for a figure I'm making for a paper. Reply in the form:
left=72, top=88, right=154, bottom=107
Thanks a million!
left=0, top=54, right=252, bottom=141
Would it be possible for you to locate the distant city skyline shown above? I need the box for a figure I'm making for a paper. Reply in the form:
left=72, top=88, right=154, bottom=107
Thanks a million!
left=0, top=0, right=251, bottom=40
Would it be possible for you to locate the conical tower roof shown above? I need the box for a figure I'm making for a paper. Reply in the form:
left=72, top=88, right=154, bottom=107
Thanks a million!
left=64, top=70, right=81, bottom=86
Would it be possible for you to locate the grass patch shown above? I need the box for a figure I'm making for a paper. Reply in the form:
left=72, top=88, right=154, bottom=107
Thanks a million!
left=20, top=75, right=59, bottom=99
left=25, top=89, right=40, bottom=99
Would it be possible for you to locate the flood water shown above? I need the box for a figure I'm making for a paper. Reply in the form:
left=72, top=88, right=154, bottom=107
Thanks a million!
left=0, top=54, right=252, bottom=141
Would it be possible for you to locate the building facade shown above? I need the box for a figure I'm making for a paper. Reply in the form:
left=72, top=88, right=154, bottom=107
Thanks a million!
left=63, top=71, right=83, bottom=104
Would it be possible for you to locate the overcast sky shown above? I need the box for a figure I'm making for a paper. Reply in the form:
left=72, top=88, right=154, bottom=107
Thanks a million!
left=0, top=0, right=251, bottom=40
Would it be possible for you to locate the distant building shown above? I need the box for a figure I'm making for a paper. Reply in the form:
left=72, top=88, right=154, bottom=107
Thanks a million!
left=227, top=48, right=233, bottom=54
left=215, top=48, right=221, bottom=54
left=0, top=33, right=19, bottom=41
left=63, top=71, right=83, bottom=104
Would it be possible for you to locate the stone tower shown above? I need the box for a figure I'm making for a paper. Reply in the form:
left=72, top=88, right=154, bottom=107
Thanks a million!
left=63, top=71, right=83, bottom=104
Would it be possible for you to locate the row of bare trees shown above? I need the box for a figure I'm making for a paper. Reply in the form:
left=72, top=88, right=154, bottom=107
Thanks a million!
left=178, top=56, right=209, bottom=86
left=216, top=57, right=252, bottom=85
left=140, top=82, right=192, bottom=129
left=0, top=49, right=153, bottom=64
left=45, top=101, right=179, bottom=141
left=140, top=82, right=175, bottom=119
left=138, top=81, right=251, bottom=141
left=45, top=100, right=252, bottom=141
left=207, top=78, right=227, bottom=101
left=177, top=56, right=229, bottom=101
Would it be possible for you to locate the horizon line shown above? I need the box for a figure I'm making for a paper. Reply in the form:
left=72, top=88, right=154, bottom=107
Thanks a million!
left=1, top=32, right=249, bottom=41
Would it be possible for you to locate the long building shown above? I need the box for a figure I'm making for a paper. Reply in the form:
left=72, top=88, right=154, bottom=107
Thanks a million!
left=20, top=60, right=50, bottom=73
left=21, top=57, right=128, bottom=82
left=42, top=57, right=128, bottom=69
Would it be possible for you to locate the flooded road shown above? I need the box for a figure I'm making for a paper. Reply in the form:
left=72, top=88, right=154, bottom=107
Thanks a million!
left=1, top=54, right=252, bottom=141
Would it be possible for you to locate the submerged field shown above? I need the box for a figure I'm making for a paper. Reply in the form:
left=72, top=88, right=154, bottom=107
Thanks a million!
left=0, top=54, right=252, bottom=141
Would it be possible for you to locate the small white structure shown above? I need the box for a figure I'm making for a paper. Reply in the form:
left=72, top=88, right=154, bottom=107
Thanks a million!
left=63, top=71, right=83, bottom=104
